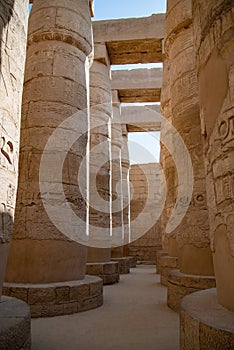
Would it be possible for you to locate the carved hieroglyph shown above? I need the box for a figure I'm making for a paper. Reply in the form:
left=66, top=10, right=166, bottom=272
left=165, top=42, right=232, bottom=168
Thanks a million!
left=193, top=0, right=234, bottom=311
left=162, top=0, right=213, bottom=275
left=5, top=0, right=93, bottom=284
left=87, top=45, right=112, bottom=262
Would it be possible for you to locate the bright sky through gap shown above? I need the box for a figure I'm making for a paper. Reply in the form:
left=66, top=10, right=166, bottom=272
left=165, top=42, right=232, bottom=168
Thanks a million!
left=92, top=0, right=166, bottom=20
left=128, top=132, right=161, bottom=165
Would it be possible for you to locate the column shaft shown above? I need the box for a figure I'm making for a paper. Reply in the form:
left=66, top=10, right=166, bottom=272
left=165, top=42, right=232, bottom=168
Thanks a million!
left=5, top=0, right=93, bottom=284
left=0, top=0, right=28, bottom=297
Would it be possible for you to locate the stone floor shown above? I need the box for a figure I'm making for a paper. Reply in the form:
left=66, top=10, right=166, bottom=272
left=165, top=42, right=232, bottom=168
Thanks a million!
left=32, top=265, right=179, bottom=350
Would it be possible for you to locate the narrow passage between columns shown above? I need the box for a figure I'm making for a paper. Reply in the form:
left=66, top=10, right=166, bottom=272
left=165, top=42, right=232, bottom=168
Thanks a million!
left=32, top=265, right=179, bottom=350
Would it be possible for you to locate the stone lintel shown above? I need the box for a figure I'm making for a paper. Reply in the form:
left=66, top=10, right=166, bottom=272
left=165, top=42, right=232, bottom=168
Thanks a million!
left=94, top=43, right=110, bottom=66
left=121, top=105, right=162, bottom=132
left=93, top=15, right=165, bottom=64
left=112, top=68, right=162, bottom=90
left=93, top=14, right=165, bottom=42
left=111, top=68, right=162, bottom=103
left=180, top=289, right=234, bottom=349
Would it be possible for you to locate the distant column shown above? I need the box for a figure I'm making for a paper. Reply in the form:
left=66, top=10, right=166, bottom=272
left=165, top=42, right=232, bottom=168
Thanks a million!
left=111, top=90, right=124, bottom=258
left=121, top=124, right=131, bottom=256
left=87, top=43, right=112, bottom=262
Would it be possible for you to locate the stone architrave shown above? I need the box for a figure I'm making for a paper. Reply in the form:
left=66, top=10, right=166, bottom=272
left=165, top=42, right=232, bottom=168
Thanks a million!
left=0, top=0, right=28, bottom=298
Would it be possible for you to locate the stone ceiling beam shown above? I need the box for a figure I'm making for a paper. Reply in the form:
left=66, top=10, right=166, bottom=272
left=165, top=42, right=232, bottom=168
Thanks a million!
left=93, top=14, right=165, bottom=64
left=120, top=105, right=162, bottom=132
left=111, top=68, right=162, bottom=103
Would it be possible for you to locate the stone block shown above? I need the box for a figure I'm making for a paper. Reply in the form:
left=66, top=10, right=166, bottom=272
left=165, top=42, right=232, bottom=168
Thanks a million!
left=180, top=289, right=234, bottom=349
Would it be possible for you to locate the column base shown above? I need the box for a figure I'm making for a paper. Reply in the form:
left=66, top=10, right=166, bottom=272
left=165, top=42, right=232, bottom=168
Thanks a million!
left=158, top=255, right=178, bottom=286
left=156, top=250, right=168, bottom=274
left=180, top=288, right=234, bottom=349
left=0, top=296, right=31, bottom=349
left=86, top=262, right=119, bottom=285
left=111, top=257, right=130, bottom=274
left=168, top=269, right=216, bottom=312
left=3, top=275, right=103, bottom=318
left=127, top=256, right=137, bottom=268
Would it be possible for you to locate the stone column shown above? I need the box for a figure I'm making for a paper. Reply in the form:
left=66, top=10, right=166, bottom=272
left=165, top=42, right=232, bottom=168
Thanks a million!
left=163, top=0, right=215, bottom=312
left=158, top=58, right=179, bottom=285
left=87, top=44, right=112, bottom=262
left=86, top=44, right=119, bottom=284
left=180, top=1, right=234, bottom=348
left=4, top=0, right=103, bottom=317
left=111, top=90, right=124, bottom=259
left=121, top=124, right=131, bottom=254
left=0, top=0, right=28, bottom=298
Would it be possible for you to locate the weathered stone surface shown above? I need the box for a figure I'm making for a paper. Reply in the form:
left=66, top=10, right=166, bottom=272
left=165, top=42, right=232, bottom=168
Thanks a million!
left=111, top=90, right=124, bottom=255
left=159, top=256, right=179, bottom=286
left=93, top=15, right=165, bottom=64
left=3, top=276, right=103, bottom=318
left=180, top=289, right=234, bottom=349
left=193, top=0, right=234, bottom=312
left=87, top=43, right=112, bottom=259
left=111, top=257, right=130, bottom=275
left=0, top=296, right=31, bottom=350
left=5, top=0, right=93, bottom=284
left=0, top=0, right=28, bottom=297
left=111, top=69, right=162, bottom=103
left=129, top=163, right=162, bottom=261
left=167, top=269, right=216, bottom=312
left=161, top=0, right=214, bottom=278
left=86, top=261, right=119, bottom=285
left=121, top=124, right=131, bottom=251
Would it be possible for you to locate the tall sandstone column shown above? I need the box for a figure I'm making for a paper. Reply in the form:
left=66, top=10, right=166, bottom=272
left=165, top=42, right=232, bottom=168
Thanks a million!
left=181, top=3, right=234, bottom=347
left=86, top=44, right=119, bottom=284
left=87, top=44, right=112, bottom=262
left=121, top=124, right=131, bottom=257
left=0, top=0, right=28, bottom=298
left=4, top=0, right=103, bottom=317
left=163, top=0, right=215, bottom=311
left=111, top=90, right=124, bottom=259
left=158, top=58, right=179, bottom=285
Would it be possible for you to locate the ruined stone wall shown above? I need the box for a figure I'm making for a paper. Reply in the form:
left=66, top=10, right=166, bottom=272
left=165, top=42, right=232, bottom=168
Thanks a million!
left=0, top=0, right=28, bottom=297
left=193, top=0, right=234, bottom=311
left=129, top=163, right=162, bottom=261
